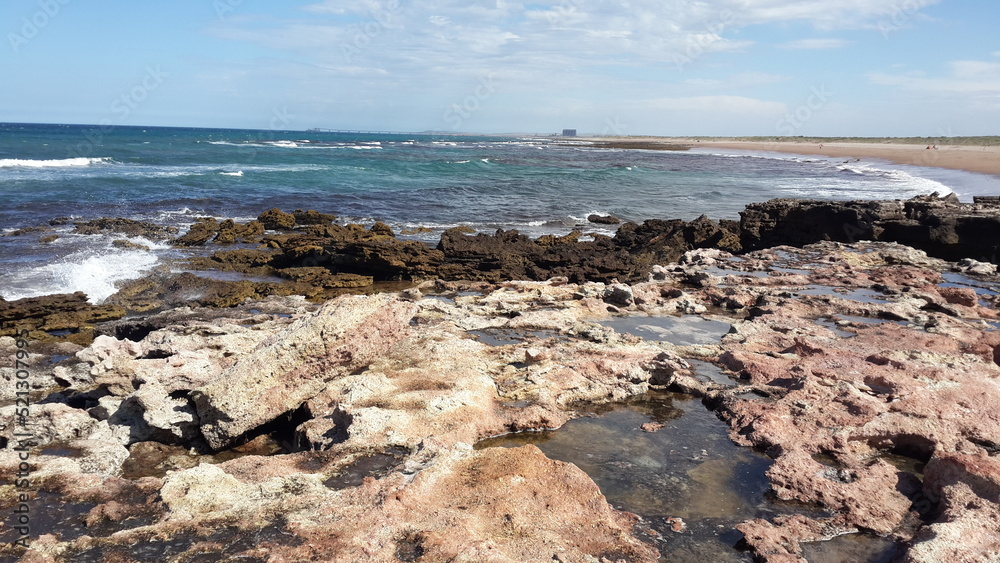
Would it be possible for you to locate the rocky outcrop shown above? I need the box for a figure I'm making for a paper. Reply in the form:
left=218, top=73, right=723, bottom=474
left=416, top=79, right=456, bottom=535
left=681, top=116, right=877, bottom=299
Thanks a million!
left=4, top=276, right=694, bottom=561
left=901, top=453, right=1000, bottom=562
left=11, top=199, right=1000, bottom=560
left=740, top=192, right=1000, bottom=262
left=588, top=213, right=621, bottom=224
left=437, top=227, right=632, bottom=283
left=433, top=215, right=741, bottom=284
left=72, top=217, right=178, bottom=239
left=691, top=242, right=1000, bottom=562
left=292, top=209, right=336, bottom=226
left=257, top=208, right=297, bottom=230
left=168, top=209, right=741, bottom=287
left=108, top=272, right=278, bottom=311
left=263, top=445, right=659, bottom=562
left=275, top=268, right=373, bottom=288
left=192, top=294, right=418, bottom=449
left=614, top=214, right=743, bottom=265
left=173, top=218, right=266, bottom=246
left=0, top=292, right=125, bottom=345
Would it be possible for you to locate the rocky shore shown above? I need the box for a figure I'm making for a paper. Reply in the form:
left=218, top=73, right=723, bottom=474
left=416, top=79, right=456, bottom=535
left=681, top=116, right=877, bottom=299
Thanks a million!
left=3, top=194, right=1000, bottom=561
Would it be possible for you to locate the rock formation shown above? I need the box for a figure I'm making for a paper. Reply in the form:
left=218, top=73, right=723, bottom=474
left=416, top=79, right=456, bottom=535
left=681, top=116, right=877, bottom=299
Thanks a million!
left=740, top=192, right=1000, bottom=262
left=5, top=196, right=1000, bottom=560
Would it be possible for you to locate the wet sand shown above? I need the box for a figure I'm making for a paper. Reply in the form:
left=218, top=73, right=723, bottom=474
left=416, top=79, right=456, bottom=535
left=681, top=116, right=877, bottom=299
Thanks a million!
left=581, top=137, right=1000, bottom=177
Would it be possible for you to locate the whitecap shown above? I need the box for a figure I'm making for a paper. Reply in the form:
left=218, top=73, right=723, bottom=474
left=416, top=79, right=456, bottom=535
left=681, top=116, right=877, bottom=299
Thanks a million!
left=1, top=243, right=161, bottom=304
left=0, top=157, right=111, bottom=168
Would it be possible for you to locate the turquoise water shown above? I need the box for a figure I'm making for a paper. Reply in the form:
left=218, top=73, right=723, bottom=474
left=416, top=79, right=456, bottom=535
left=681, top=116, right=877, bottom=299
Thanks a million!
left=1, top=122, right=995, bottom=301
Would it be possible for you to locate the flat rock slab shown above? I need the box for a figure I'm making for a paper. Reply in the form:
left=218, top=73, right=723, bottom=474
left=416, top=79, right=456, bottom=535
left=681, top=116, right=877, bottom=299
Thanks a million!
left=192, top=294, right=417, bottom=449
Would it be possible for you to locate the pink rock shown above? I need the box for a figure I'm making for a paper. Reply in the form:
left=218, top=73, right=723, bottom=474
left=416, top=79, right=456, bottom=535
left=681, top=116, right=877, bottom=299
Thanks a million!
left=193, top=294, right=418, bottom=449
left=641, top=422, right=666, bottom=433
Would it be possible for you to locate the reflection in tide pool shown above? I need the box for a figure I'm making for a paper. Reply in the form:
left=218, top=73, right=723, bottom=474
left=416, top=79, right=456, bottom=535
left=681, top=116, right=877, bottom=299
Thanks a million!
left=477, top=391, right=819, bottom=561
left=800, top=533, right=902, bottom=563
left=599, top=315, right=732, bottom=346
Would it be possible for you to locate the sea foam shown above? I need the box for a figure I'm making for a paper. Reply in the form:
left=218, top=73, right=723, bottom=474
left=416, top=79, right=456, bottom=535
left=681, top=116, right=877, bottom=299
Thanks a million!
left=0, top=157, right=111, bottom=168
left=1, top=238, right=163, bottom=304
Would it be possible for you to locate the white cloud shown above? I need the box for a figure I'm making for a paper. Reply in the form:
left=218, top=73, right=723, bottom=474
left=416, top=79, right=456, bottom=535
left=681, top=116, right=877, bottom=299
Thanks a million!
left=868, top=60, right=1000, bottom=94
left=867, top=60, right=1000, bottom=115
left=951, top=61, right=1000, bottom=82
left=684, top=72, right=790, bottom=89
left=646, top=95, right=786, bottom=115
left=329, top=66, right=390, bottom=77
left=201, top=0, right=948, bottom=131
left=211, top=0, right=939, bottom=77
left=736, top=0, right=941, bottom=30
left=779, top=38, right=852, bottom=50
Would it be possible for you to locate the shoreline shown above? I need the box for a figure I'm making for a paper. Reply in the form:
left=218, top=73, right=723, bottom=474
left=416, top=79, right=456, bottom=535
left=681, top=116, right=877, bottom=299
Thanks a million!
left=4, top=199, right=1000, bottom=560
left=579, top=136, right=1000, bottom=177
left=4, top=238, right=1000, bottom=561
left=6, top=194, right=1000, bottom=351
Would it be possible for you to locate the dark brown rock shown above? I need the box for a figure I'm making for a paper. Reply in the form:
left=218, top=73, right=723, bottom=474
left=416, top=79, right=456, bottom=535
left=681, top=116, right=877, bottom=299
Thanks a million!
left=270, top=224, right=445, bottom=281
left=173, top=217, right=220, bottom=246
left=258, top=208, right=297, bottom=231
left=276, top=268, right=373, bottom=288
left=613, top=215, right=742, bottom=266
left=588, top=213, right=621, bottom=224
left=0, top=292, right=126, bottom=345
left=5, top=225, right=49, bottom=237
left=213, top=219, right=265, bottom=244
left=437, top=228, right=638, bottom=284
left=112, top=239, right=150, bottom=251
left=400, top=226, right=434, bottom=235
left=73, top=217, right=178, bottom=239
left=369, top=221, right=395, bottom=237
left=740, top=193, right=1000, bottom=263
left=186, top=248, right=276, bottom=274
left=292, top=209, right=336, bottom=225
left=108, top=272, right=279, bottom=311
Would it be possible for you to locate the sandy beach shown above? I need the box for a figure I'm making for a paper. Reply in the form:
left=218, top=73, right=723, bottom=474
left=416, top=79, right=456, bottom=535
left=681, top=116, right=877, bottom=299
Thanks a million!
left=581, top=137, right=1000, bottom=177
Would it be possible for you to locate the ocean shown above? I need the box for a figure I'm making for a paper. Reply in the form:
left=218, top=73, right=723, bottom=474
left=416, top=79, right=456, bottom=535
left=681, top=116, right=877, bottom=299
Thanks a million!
left=1, top=122, right=997, bottom=303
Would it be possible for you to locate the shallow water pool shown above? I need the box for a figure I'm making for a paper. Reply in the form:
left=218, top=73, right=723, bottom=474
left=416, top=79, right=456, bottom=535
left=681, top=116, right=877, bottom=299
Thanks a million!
left=477, top=391, right=823, bottom=561
left=599, top=315, right=732, bottom=346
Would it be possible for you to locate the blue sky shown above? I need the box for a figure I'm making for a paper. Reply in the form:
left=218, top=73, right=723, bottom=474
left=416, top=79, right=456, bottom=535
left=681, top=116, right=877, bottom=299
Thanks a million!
left=1, top=0, right=998, bottom=135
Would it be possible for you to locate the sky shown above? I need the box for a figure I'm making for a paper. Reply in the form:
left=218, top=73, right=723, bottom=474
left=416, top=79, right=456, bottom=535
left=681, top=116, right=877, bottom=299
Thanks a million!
left=1, top=0, right=998, bottom=136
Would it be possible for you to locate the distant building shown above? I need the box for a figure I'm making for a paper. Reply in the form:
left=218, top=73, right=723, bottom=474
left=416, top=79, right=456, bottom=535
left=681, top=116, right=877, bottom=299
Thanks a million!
left=562, top=129, right=577, bottom=137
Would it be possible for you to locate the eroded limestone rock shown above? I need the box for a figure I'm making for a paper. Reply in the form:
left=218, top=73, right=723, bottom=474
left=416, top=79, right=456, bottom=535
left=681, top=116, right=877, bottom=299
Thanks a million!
left=192, top=294, right=418, bottom=449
